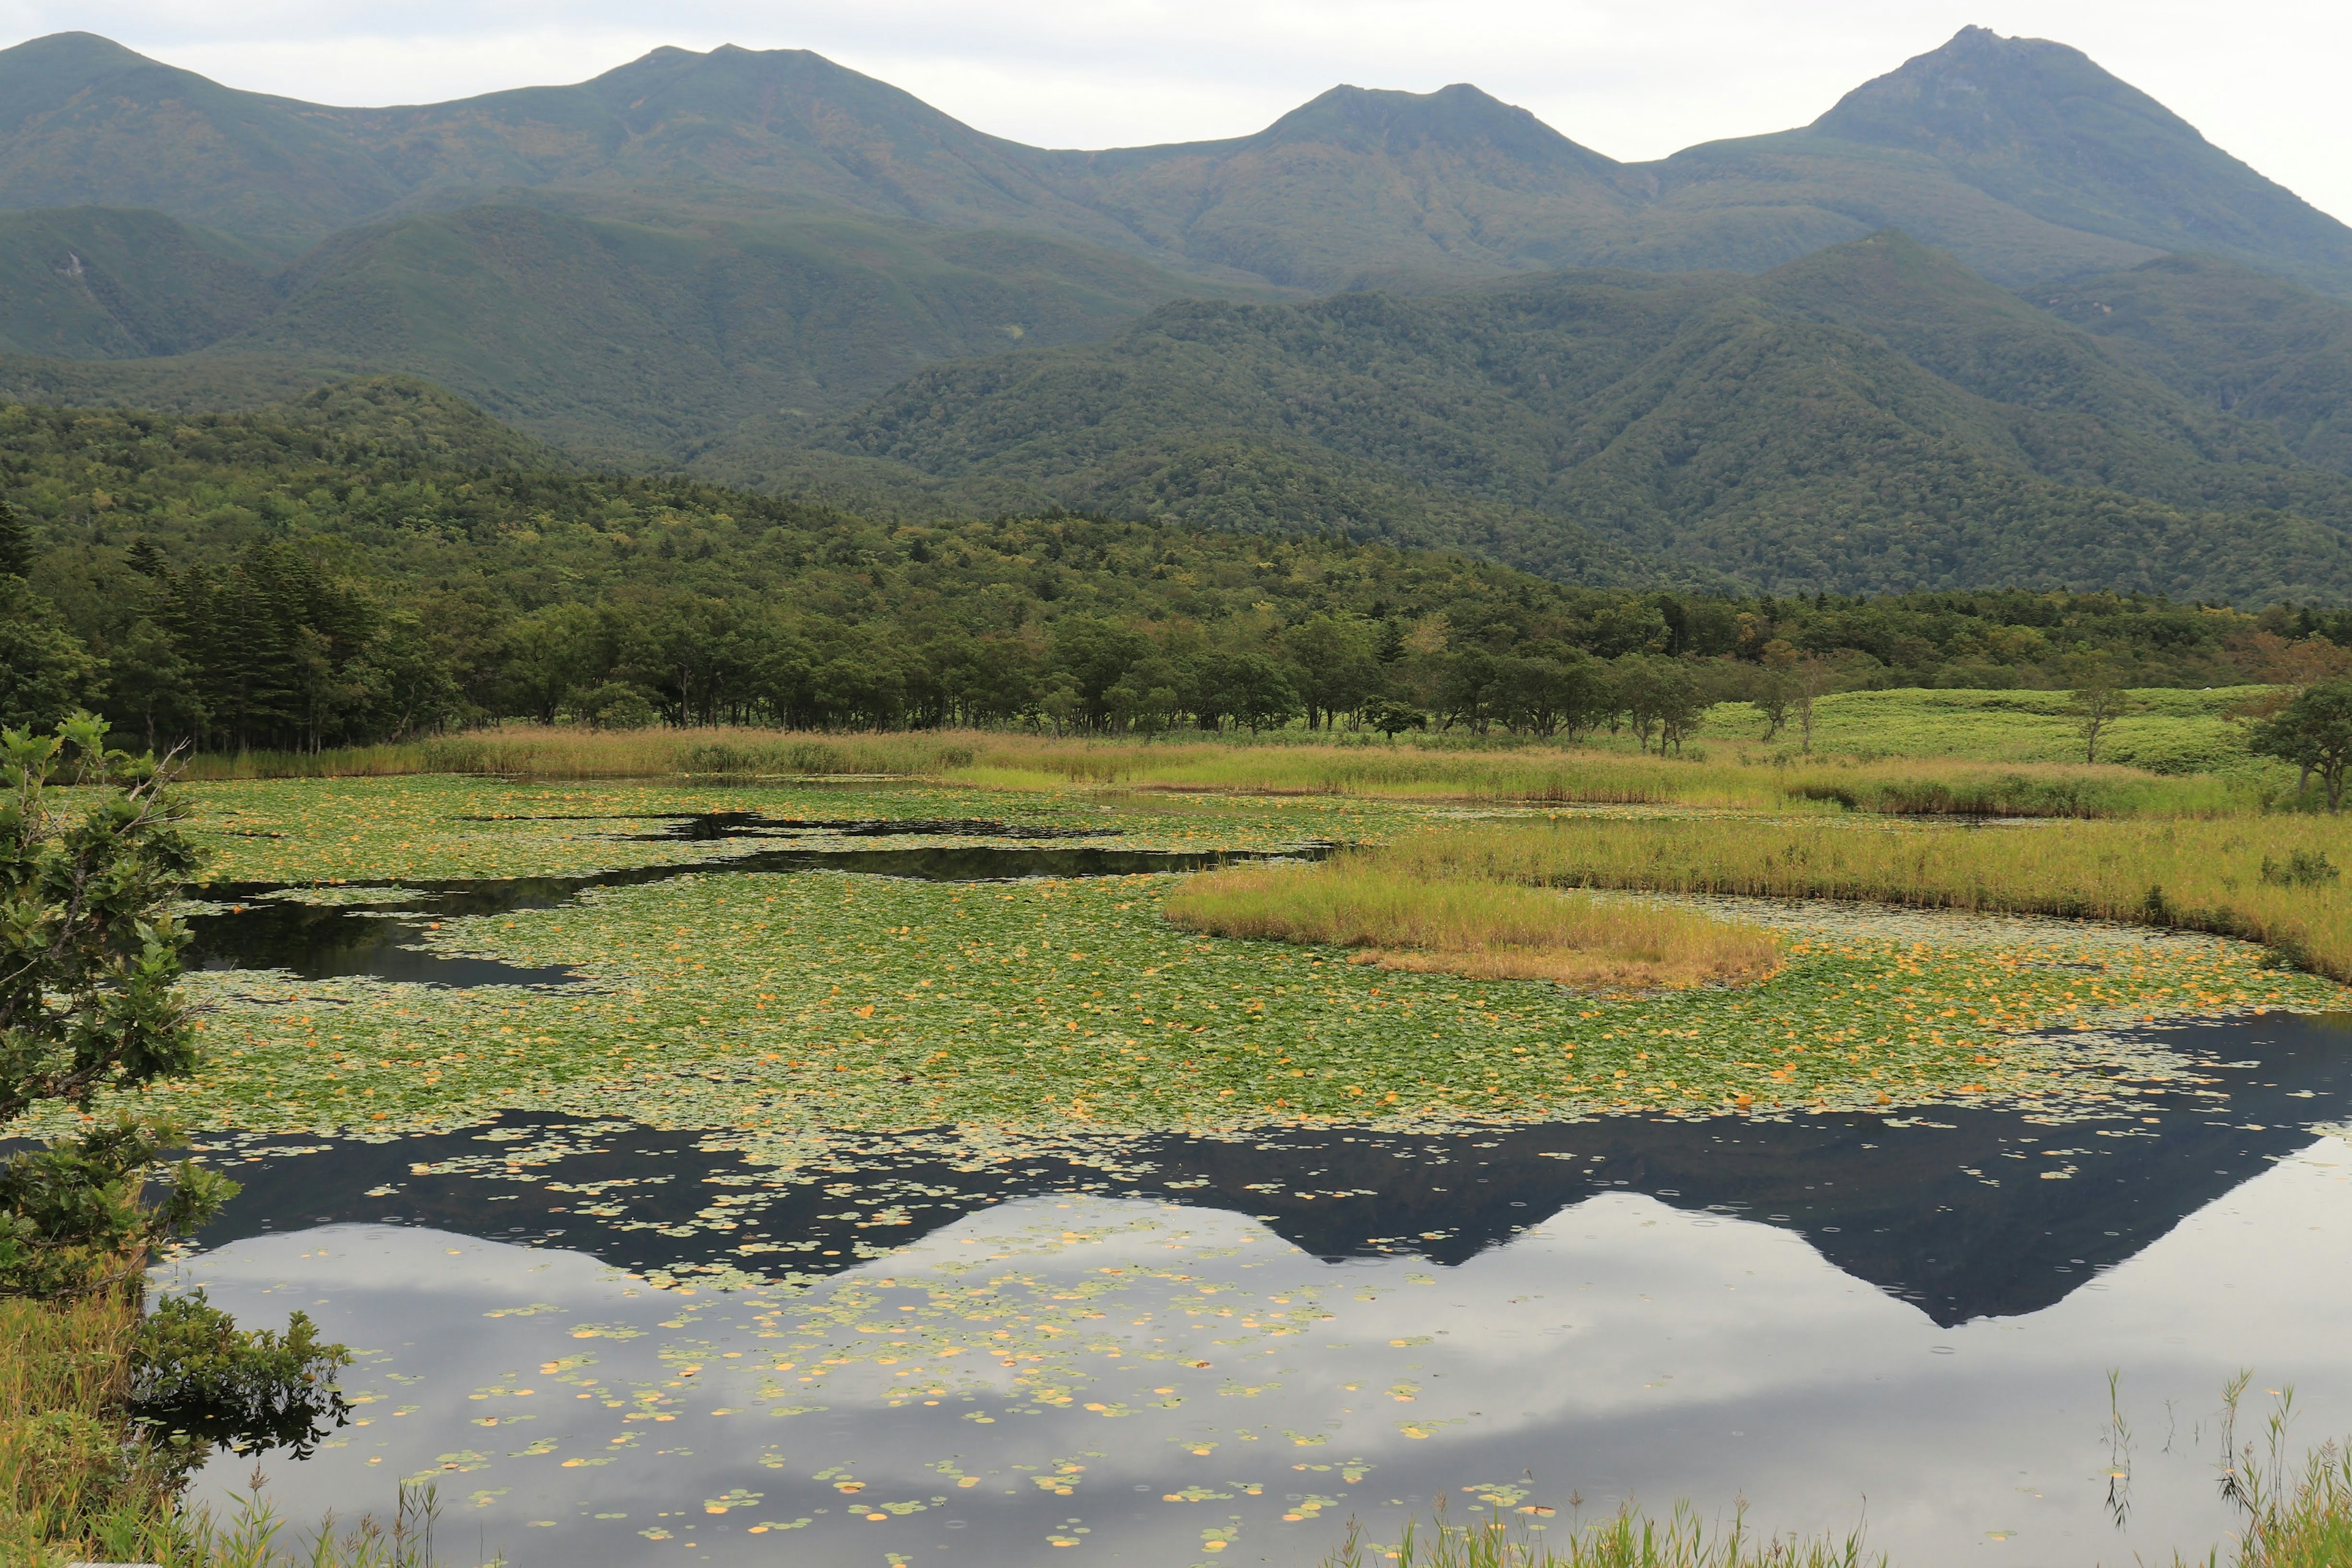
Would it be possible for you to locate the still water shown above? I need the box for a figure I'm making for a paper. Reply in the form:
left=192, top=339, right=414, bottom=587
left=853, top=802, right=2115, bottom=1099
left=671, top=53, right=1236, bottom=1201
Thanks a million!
left=162, top=1009, right=2352, bottom=1568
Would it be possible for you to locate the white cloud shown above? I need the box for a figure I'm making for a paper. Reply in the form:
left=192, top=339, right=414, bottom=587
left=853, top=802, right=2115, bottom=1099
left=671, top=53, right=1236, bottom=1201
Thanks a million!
left=9, top=0, right=2350, bottom=218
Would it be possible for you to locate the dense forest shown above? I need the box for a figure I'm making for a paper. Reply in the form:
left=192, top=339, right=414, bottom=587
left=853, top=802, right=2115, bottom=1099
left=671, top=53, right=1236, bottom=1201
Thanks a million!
left=2, top=381, right=2347, bottom=753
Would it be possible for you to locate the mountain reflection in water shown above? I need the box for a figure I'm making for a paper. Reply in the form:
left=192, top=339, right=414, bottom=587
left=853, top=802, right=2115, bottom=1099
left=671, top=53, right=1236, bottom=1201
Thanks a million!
left=195, top=1012, right=2352, bottom=1328
left=164, top=1010, right=2352, bottom=1568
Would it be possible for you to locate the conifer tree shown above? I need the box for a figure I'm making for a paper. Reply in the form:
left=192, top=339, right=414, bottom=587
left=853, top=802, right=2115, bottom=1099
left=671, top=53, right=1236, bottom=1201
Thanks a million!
left=0, top=499, right=32, bottom=579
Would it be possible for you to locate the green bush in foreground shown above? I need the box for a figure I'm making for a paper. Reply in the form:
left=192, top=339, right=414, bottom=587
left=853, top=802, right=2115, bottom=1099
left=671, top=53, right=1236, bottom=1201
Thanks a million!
left=1, top=714, right=353, bottom=1562
left=1, top=713, right=224, bottom=1295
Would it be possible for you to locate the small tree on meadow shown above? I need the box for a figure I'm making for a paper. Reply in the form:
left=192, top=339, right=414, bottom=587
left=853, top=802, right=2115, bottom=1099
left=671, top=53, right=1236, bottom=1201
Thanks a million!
left=1365, top=698, right=1426, bottom=742
left=2250, top=680, right=2352, bottom=810
left=2065, top=657, right=2137, bottom=764
left=1752, top=669, right=1792, bottom=741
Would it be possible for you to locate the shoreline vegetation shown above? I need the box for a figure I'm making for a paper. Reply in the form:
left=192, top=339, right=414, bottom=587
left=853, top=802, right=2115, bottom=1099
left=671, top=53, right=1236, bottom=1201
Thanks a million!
left=1318, top=1438, right=2352, bottom=1568
left=173, top=715, right=2266, bottom=820
left=1164, top=859, right=1784, bottom=990
left=1, top=1287, right=443, bottom=1568
left=1309, top=816, right=2352, bottom=984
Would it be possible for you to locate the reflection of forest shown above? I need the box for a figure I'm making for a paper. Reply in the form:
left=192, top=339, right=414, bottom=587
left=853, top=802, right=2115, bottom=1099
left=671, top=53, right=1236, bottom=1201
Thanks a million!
left=194, top=1013, right=2352, bottom=1328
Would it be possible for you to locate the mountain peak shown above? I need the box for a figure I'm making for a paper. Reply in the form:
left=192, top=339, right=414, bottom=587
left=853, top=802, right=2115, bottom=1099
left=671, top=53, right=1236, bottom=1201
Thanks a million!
left=0, top=31, right=179, bottom=120
left=1255, top=82, right=1617, bottom=172
left=1812, top=26, right=2198, bottom=154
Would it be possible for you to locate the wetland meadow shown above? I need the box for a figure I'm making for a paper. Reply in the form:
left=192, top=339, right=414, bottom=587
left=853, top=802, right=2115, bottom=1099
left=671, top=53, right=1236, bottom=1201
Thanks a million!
left=21, top=733, right=2352, bottom=1567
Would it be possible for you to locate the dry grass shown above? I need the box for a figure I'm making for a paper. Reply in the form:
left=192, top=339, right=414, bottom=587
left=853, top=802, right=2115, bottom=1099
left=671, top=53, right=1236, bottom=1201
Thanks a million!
left=1163, top=857, right=1782, bottom=990
left=1342, top=814, right=2352, bottom=982
left=174, top=725, right=2256, bottom=819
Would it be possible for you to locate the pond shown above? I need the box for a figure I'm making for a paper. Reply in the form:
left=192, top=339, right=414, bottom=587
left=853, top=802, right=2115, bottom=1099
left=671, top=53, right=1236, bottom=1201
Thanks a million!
left=159, top=1011, right=2352, bottom=1568
left=137, top=791, right=2352, bottom=1567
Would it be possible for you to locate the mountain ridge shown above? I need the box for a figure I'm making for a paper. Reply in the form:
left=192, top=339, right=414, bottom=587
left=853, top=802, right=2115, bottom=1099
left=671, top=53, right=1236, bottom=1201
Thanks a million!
left=3, top=27, right=2346, bottom=296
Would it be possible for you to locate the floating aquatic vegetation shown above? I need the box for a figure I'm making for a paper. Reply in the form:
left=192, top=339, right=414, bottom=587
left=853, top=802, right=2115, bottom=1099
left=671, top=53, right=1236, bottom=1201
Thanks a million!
left=39, top=778, right=2321, bottom=1167
left=179, top=777, right=1372, bottom=886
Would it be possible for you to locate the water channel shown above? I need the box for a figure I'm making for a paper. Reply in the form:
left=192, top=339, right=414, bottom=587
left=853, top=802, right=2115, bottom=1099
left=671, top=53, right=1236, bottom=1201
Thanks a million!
left=153, top=820, right=2352, bottom=1567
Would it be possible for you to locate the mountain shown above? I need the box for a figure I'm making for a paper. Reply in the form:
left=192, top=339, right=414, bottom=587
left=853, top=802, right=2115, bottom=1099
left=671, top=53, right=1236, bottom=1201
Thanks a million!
left=0, top=192, right=1232, bottom=459
left=0, top=206, right=275, bottom=358
left=1803, top=28, right=2352, bottom=292
left=1020, top=83, right=1640, bottom=291
left=7, top=29, right=2352, bottom=601
left=2037, top=254, right=2352, bottom=477
left=0, top=33, right=400, bottom=246
left=3, top=28, right=2348, bottom=298
left=690, top=232, right=2352, bottom=601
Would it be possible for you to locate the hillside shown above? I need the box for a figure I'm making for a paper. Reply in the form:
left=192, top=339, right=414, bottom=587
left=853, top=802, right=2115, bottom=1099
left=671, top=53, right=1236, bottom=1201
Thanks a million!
left=693, top=233, right=2352, bottom=602
left=0, top=194, right=1241, bottom=457
left=2, top=380, right=2324, bottom=751
left=2038, top=254, right=2352, bottom=477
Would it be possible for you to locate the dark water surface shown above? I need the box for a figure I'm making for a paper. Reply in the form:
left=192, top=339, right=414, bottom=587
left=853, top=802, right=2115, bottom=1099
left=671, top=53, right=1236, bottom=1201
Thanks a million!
left=165, top=1012, right=2352, bottom=1568
left=185, top=815, right=1314, bottom=989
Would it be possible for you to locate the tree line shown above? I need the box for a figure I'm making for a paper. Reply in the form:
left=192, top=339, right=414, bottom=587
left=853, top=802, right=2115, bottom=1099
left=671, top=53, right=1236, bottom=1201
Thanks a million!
left=7, top=386, right=2352, bottom=752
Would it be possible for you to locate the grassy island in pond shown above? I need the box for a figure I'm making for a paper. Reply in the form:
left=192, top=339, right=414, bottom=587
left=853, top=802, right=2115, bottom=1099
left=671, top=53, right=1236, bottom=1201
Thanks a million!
left=1164, top=858, right=1784, bottom=989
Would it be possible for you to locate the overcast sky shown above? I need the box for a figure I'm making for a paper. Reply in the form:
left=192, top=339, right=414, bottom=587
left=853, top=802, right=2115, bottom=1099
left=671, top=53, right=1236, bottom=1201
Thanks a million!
left=11, top=0, right=2347, bottom=222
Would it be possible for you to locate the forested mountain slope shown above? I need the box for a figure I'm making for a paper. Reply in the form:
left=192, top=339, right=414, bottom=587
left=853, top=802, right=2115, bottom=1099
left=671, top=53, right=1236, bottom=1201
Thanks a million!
left=695, top=233, right=2352, bottom=601
left=2, top=380, right=2326, bottom=752
left=5, top=28, right=2352, bottom=597
left=2037, top=254, right=2352, bottom=477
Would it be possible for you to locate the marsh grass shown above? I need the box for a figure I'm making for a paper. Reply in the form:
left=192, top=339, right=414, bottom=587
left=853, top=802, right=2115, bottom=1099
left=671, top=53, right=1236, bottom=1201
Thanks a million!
left=1351, top=814, right=2352, bottom=982
left=1704, top=686, right=2267, bottom=774
left=2234, top=1446, right=2352, bottom=1567
left=0, top=1288, right=175, bottom=1564
left=2196, top=1385, right=2352, bottom=1568
left=1164, top=858, right=1782, bottom=990
left=1323, top=1498, right=1876, bottom=1568
left=3, top=1293, right=452, bottom=1567
left=174, top=725, right=2259, bottom=818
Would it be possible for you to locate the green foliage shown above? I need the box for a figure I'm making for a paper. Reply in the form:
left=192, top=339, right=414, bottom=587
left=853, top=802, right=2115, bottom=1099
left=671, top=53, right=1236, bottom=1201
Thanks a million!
left=0, top=1117, right=235, bottom=1300
left=0, top=207, right=277, bottom=361
left=2043, top=254, right=2352, bottom=478
left=1325, top=1498, right=1876, bottom=1568
left=0, top=576, right=99, bottom=730
left=7, top=380, right=2352, bottom=753
left=0, top=496, right=30, bottom=577
left=130, top=1291, right=350, bottom=1465
left=0, top=714, right=230, bottom=1295
left=2260, top=850, right=2340, bottom=886
left=2249, top=680, right=2352, bottom=808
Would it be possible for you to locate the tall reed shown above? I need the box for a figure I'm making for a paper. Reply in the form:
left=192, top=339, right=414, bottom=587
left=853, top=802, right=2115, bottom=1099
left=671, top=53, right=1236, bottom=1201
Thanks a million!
left=173, top=726, right=2260, bottom=819
left=2, top=1291, right=457, bottom=1566
left=0, top=1289, right=171, bottom=1562
left=1349, top=816, right=2352, bottom=980
left=1164, top=858, right=1781, bottom=989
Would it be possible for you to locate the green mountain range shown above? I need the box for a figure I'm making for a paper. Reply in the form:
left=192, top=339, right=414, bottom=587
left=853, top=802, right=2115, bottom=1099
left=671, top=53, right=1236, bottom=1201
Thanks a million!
left=6, top=26, right=2352, bottom=598
left=8, top=27, right=2348, bottom=293
left=693, top=232, right=2352, bottom=600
